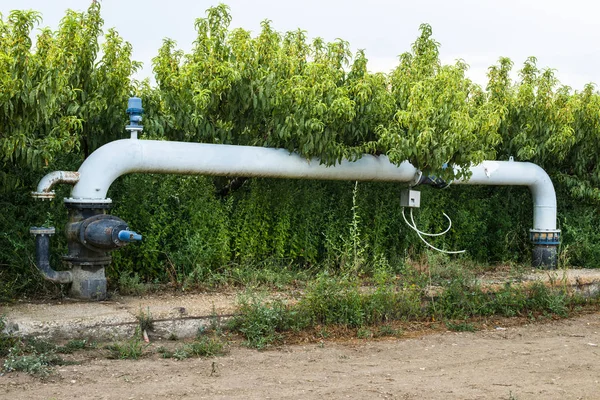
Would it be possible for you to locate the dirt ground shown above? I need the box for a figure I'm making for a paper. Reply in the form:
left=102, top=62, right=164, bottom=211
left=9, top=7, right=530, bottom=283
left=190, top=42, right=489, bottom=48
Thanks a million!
left=1, top=312, right=599, bottom=400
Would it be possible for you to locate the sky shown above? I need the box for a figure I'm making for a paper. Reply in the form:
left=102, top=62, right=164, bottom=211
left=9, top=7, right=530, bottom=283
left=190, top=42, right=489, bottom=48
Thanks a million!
left=2, top=0, right=599, bottom=90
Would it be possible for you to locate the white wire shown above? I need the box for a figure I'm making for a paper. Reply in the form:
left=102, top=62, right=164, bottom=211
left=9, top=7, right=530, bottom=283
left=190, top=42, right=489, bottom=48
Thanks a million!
left=409, top=207, right=451, bottom=237
left=401, top=207, right=466, bottom=255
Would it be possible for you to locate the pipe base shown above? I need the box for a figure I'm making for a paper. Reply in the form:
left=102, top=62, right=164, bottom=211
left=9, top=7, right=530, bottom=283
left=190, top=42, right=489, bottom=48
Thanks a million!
left=69, top=265, right=107, bottom=300
left=532, top=245, right=558, bottom=270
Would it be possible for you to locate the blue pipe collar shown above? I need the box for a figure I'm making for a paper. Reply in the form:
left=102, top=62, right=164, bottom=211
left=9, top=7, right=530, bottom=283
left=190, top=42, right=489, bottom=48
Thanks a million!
left=530, top=229, right=560, bottom=246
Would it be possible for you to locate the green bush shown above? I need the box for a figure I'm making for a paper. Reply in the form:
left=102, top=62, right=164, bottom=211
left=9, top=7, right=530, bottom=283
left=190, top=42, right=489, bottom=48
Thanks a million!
left=3, top=3, right=600, bottom=300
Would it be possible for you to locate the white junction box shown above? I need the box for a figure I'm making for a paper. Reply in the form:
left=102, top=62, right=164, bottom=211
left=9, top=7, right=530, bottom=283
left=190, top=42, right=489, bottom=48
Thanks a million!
left=400, top=189, right=421, bottom=208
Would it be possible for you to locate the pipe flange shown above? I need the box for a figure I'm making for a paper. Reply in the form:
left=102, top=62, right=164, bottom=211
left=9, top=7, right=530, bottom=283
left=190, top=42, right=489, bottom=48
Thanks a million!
left=530, top=229, right=561, bottom=246
left=63, top=255, right=112, bottom=266
left=64, top=198, right=113, bottom=205
left=64, top=201, right=112, bottom=210
left=31, top=191, right=56, bottom=200
left=410, top=170, right=423, bottom=187
left=30, top=226, right=56, bottom=236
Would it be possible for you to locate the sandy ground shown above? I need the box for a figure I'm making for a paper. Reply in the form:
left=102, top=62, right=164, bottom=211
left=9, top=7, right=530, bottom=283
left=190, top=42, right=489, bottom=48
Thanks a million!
left=1, top=313, right=599, bottom=400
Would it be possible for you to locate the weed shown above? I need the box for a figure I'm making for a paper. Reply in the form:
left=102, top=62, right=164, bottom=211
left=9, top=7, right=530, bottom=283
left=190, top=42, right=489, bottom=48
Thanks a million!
left=23, top=337, right=57, bottom=355
left=526, top=283, right=569, bottom=317
left=208, top=305, right=222, bottom=336
left=172, top=336, right=226, bottom=360
left=299, top=274, right=422, bottom=327
left=106, top=329, right=146, bottom=360
left=229, top=294, right=296, bottom=349
left=299, top=274, right=364, bottom=327
left=184, top=336, right=225, bottom=357
left=229, top=267, right=580, bottom=347
left=172, top=346, right=189, bottom=360
left=446, top=321, right=477, bottom=332
left=3, top=347, right=65, bottom=377
left=157, top=346, right=174, bottom=359
left=56, top=339, right=93, bottom=354
left=118, top=273, right=148, bottom=296
left=317, top=327, right=330, bottom=339
left=136, top=307, right=154, bottom=332
left=376, top=324, right=402, bottom=337
left=0, top=317, right=85, bottom=377
left=227, top=260, right=313, bottom=290
left=0, top=317, right=20, bottom=357
left=356, top=327, right=373, bottom=339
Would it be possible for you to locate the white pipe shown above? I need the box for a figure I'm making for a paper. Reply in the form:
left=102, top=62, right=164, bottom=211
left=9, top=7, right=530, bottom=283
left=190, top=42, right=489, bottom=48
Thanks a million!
left=32, top=171, right=80, bottom=199
left=69, top=139, right=419, bottom=200
left=67, top=139, right=557, bottom=232
left=453, top=160, right=557, bottom=231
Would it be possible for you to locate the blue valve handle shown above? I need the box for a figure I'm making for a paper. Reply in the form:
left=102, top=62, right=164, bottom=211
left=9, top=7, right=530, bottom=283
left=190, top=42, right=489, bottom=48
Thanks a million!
left=118, top=230, right=142, bottom=242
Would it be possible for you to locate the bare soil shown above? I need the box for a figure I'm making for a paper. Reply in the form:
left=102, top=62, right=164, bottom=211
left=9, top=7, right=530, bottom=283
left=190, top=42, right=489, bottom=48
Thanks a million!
left=2, top=313, right=599, bottom=399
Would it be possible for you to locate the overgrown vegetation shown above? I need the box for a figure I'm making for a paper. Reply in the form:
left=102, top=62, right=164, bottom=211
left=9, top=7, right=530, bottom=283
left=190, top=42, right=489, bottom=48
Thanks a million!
left=1, top=258, right=598, bottom=376
left=0, top=317, right=96, bottom=377
left=0, top=311, right=228, bottom=376
left=1, top=2, right=600, bottom=301
left=106, top=329, right=147, bottom=360
left=228, top=264, right=596, bottom=348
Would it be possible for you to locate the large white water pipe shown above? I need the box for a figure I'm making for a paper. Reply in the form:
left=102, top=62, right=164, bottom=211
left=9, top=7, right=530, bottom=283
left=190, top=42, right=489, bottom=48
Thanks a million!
left=40, top=138, right=555, bottom=233
left=34, top=137, right=560, bottom=268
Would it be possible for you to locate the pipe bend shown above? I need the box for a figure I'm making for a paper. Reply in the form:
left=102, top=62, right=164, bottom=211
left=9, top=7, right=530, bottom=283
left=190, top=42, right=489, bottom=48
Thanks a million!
left=32, top=171, right=80, bottom=200
left=30, top=227, right=73, bottom=284
left=456, top=161, right=557, bottom=231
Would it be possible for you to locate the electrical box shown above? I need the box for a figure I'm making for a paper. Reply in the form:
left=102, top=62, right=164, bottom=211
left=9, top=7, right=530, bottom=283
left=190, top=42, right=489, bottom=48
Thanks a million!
left=400, top=189, right=421, bottom=208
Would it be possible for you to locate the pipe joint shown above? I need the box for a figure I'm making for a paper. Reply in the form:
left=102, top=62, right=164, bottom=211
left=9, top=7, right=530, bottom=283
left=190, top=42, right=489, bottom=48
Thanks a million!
left=530, top=229, right=561, bottom=246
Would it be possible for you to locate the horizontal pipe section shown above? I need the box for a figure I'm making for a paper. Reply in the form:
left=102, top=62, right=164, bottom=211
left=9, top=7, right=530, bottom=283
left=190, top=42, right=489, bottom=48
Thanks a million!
left=67, top=139, right=557, bottom=232
left=69, top=139, right=420, bottom=200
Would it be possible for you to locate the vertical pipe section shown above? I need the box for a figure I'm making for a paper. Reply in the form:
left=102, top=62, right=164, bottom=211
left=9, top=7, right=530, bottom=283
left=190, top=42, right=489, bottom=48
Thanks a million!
left=29, top=227, right=73, bottom=284
left=455, top=160, right=560, bottom=268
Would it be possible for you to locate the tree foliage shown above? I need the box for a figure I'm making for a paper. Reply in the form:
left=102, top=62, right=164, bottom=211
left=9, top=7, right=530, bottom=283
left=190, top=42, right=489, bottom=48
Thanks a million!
left=2, top=3, right=600, bottom=299
left=0, top=2, right=139, bottom=190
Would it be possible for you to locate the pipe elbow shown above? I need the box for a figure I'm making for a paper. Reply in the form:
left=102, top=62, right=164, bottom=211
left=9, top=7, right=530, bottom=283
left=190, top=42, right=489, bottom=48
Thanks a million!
left=44, top=269, right=73, bottom=284
left=70, top=140, right=143, bottom=201
left=32, top=171, right=80, bottom=200
left=529, top=163, right=556, bottom=203
left=30, top=227, right=73, bottom=284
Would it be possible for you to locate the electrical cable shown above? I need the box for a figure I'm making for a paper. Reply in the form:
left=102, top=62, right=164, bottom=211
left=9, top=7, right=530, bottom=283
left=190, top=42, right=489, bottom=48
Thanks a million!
left=401, top=207, right=466, bottom=255
left=409, top=207, right=451, bottom=237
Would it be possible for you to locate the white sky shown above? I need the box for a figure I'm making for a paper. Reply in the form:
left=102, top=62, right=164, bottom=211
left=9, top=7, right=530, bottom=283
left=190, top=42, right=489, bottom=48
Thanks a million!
left=2, top=0, right=599, bottom=90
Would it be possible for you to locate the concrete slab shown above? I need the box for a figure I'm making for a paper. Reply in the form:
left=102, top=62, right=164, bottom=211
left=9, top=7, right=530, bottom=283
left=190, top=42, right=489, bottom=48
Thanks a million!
left=484, top=268, right=600, bottom=298
left=2, top=301, right=137, bottom=340
left=1, top=292, right=241, bottom=341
